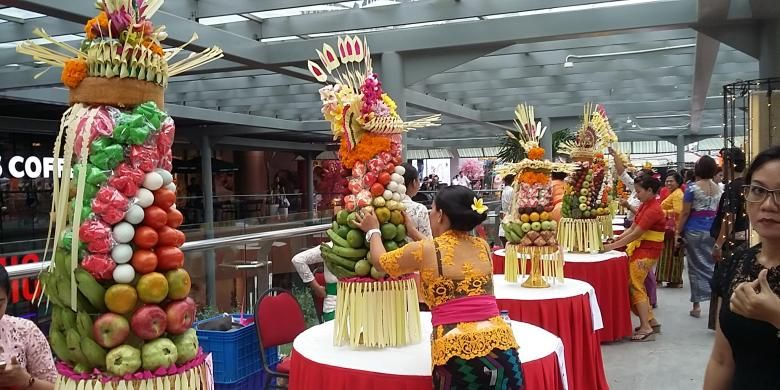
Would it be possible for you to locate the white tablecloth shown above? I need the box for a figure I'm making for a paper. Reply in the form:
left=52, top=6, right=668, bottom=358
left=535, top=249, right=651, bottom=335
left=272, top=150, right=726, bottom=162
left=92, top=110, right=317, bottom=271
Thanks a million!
left=492, top=276, right=604, bottom=332
left=293, top=312, right=568, bottom=388
left=563, top=250, right=627, bottom=263
left=494, top=248, right=506, bottom=257
left=612, top=217, right=625, bottom=226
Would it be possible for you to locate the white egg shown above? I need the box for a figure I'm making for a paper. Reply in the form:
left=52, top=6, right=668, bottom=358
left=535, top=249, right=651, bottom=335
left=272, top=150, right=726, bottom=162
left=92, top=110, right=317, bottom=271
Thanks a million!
left=124, top=204, right=145, bottom=224
left=111, top=244, right=133, bottom=264
left=397, top=184, right=407, bottom=195
left=164, top=182, right=177, bottom=192
left=387, top=181, right=398, bottom=192
left=113, top=264, right=136, bottom=284
left=392, top=193, right=401, bottom=202
left=394, top=166, right=406, bottom=175
left=135, top=188, right=154, bottom=208
left=391, top=173, right=404, bottom=184
left=382, top=190, right=393, bottom=200
left=155, top=169, right=173, bottom=186
left=142, top=172, right=163, bottom=191
left=112, top=222, right=135, bottom=244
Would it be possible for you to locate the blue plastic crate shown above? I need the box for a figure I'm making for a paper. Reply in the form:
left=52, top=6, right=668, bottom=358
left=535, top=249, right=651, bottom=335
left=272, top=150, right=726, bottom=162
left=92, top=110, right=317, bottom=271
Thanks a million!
left=215, top=369, right=265, bottom=390
left=195, top=314, right=279, bottom=384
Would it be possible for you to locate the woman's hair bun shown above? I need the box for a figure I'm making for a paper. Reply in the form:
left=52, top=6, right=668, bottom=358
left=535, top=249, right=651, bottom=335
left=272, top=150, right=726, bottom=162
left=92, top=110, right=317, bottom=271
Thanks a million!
left=434, top=185, right=488, bottom=232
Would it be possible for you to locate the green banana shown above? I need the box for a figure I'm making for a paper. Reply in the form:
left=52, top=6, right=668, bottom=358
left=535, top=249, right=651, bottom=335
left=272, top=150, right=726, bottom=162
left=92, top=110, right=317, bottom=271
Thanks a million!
left=505, top=230, right=519, bottom=244
left=74, top=268, right=107, bottom=312
left=76, top=311, right=94, bottom=339
left=327, top=245, right=367, bottom=259
left=322, top=251, right=358, bottom=271
left=65, top=329, right=90, bottom=367
left=40, top=272, right=64, bottom=307
left=77, top=293, right=98, bottom=314
left=60, top=306, right=77, bottom=330
left=50, top=306, right=63, bottom=333
left=508, top=223, right=524, bottom=238
left=73, top=364, right=91, bottom=374
left=326, top=229, right=351, bottom=248
left=49, top=329, right=72, bottom=363
left=325, top=259, right=357, bottom=278
left=80, top=338, right=107, bottom=369
left=55, top=275, right=72, bottom=307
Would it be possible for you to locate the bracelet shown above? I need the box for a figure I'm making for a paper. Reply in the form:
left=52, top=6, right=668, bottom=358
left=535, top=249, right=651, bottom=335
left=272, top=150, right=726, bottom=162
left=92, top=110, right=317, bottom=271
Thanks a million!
left=365, top=229, right=381, bottom=243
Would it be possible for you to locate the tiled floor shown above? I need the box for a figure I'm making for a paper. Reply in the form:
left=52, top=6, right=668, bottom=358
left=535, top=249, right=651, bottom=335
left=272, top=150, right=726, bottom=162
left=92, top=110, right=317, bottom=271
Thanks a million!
left=600, top=275, right=715, bottom=390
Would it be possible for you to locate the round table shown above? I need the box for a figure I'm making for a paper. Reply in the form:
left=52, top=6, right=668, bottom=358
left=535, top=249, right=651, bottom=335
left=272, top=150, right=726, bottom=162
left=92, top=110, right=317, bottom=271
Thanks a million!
left=563, top=250, right=632, bottom=342
left=492, top=248, right=507, bottom=274
left=612, top=224, right=625, bottom=236
left=289, top=312, right=568, bottom=390
left=493, top=276, right=609, bottom=390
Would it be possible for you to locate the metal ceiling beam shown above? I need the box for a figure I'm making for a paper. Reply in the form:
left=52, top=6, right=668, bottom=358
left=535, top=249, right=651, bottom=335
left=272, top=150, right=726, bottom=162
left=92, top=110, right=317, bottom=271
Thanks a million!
left=258, top=0, right=752, bottom=65
left=480, top=97, right=724, bottom=121
left=689, top=0, right=730, bottom=134
left=0, top=0, right=317, bottom=82
left=0, top=16, right=81, bottom=43
left=0, top=115, right=58, bottom=134
left=165, top=0, right=353, bottom=19
left=214, top=136, right=325, bottom=152
left=221, top=0, right=619, bottom=39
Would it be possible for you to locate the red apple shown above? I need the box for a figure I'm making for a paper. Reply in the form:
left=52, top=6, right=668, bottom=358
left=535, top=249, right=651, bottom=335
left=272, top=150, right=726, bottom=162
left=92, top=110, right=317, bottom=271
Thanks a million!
left=362, top=172, right=377, bottom=187
left=93, top=313, right=131, bottom=348
left=166, top=297, right=196, bottom=335
left=378, top=172, right=391, bottom=186
left=131, top=305, right=168, bottom=340
left=370, top=183, right=385, bottom=197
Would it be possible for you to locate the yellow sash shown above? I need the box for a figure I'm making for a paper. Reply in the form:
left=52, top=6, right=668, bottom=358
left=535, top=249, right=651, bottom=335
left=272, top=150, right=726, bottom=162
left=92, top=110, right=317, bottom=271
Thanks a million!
left=626, top=230, right=665, bottom=256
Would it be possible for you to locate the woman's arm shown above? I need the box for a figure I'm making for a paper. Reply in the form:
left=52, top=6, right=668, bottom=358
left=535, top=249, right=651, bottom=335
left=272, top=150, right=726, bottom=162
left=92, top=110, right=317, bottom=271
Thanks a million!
left=604, top=225, right=645, bottom=252
left=291, top=246, right=326, bottom=298
left=703, top=326, right=734, bottom=390
left=676, top=201, right=691, bottom=236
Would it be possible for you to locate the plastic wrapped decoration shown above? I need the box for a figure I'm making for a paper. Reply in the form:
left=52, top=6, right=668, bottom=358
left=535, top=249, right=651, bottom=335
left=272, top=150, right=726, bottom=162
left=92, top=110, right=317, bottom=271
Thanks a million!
left=557, top=103, right=617, bottom=253
left=496, top=104, right=573, bottom=287
left=309, top=36, right=439, bottom=348
left=18, top=1, right=222, bottom=387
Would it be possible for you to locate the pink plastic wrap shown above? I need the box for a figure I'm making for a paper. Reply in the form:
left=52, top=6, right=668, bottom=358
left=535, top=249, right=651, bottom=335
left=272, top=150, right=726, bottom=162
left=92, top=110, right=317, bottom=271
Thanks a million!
left=79, top=219, right=112, bottom=254
left=81, top=254, right=116, bottom=281
left=92, top=186, right=129, bottom=224
left=115, top=162, right=145, bottom=185
left=109, top=176, right=140, bottom=198
left=56, top=350, right=206, bottom=383
left=129, top=144, right=161, bottom=173
left=74, top=106, right=118, bottom=154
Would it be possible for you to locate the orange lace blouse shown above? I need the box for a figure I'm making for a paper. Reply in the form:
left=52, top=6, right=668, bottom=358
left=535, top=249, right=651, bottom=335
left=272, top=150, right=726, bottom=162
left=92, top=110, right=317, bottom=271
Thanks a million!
left=379, top=231, right=518, bottom=366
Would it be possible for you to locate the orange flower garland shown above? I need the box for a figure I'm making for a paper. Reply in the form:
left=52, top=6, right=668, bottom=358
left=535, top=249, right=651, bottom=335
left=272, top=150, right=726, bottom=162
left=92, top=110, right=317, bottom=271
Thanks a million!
left=527, top=147, right=545, bottom=160
left=61, top=59, right=88, bottom=88
left=84, top=12, right=109, bottom=40
left=339, top=133, right=391, bottom=168
left=518, top=171, right=548, bottom=185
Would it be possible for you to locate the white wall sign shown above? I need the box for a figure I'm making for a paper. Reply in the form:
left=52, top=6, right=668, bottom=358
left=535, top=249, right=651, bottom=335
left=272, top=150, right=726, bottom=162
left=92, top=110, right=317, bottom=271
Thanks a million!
left=0, top=156, right=67, bottom=179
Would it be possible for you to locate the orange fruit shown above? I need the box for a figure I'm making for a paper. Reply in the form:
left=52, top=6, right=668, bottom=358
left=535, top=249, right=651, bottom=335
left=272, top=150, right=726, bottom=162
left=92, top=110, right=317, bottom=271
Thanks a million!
left=529, top=212, right=540, bottom=222
left=540, top=211, right=550, bottom=221
left=104, top=284, right=138, bottom=314
left=520, top=214, right=530, bottom=223
left=136, top=272, right=169, bottom=304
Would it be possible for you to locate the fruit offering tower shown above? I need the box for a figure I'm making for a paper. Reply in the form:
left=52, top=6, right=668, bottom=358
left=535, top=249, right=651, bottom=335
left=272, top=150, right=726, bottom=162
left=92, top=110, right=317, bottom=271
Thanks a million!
left=497, top=104, right=573, bottom=287
left=558, top=103, right=617, bottom=253
left=17, top=1, right=222, bottom=388
left=308, top=36, right=440, bottom=348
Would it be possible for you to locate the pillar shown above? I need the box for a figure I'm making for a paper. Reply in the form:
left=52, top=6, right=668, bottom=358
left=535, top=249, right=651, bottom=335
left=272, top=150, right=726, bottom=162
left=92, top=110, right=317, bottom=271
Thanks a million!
left=305, top=153, right=315, bottom=217
left=541, top=117, right=553, bottom=160
left=200, top=135, right=217, bottom=308
left=676, top=134, right=686, bottom=171
left=759, top=20, right=780, bottom=78
left=381, top=51, right=407, bottom=160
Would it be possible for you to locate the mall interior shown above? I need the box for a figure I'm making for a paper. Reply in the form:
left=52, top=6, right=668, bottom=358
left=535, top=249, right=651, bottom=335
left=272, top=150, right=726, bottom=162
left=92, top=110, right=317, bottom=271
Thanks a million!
left=0, top=1, right=779, bottom=389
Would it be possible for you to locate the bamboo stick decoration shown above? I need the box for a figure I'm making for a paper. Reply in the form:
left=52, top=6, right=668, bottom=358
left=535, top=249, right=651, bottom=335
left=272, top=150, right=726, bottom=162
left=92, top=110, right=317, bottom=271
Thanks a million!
left=504, top=244, right=520, bottom=283
left=557, top=218, right=603, bottom=253
left=334, top=278, right=421, bottom=348
left=518, top=246, right=565, bottom=288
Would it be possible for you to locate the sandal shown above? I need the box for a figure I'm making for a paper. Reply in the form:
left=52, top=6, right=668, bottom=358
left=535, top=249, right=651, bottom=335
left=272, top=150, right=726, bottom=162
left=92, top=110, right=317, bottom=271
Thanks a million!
left=690, top=309, right=701, bottom=318
left=631, top=331, right=656, bottom=342
left=634, top=324, right=662, bottom=334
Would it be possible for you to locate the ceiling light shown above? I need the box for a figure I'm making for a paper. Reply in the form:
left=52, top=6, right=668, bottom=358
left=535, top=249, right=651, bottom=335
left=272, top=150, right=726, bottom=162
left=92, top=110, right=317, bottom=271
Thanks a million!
left=626, top=119, right=632, bottom=124
left=563, top=60, right=574, bottom=68
left=563, top=43, right=695, bottom=68
left=631, top=124, right=637, bottom=128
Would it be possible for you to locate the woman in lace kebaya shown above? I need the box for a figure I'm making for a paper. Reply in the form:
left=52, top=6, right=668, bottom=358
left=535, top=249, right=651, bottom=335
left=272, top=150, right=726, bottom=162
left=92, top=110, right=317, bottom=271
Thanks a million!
left=355, top=185, right=523, bottom=389
left=704, top=145, right=780, bottom=389
left=0, top=264, right=57, bottom=390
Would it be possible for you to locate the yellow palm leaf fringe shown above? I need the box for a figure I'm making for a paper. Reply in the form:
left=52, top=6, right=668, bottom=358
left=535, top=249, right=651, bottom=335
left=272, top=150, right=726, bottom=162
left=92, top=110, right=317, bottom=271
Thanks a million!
left=597, top=215, right=613, bottom=240
left=333, top=279, right=421, bottom=348
left=505, top=245, right=564, bottom=287
left=557, top=218, right=604, bottom=253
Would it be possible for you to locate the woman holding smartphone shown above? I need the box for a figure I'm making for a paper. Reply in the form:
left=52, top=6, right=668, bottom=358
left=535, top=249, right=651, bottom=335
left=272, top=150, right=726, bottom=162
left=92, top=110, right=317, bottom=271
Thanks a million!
left=0, top=264, right=56, bottom=390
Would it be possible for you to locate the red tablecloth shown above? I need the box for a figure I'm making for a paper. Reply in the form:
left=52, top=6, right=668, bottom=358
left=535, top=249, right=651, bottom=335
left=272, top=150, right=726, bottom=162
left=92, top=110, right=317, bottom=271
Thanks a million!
left=493, top=248, right=507, bottom=274
left=494, top=277, right=609, bottom=390
left=289, top=312, right=568, bottom=390
left=290, top=348, right=564, bottom=390
left=564, top=251, right=632, bottom=343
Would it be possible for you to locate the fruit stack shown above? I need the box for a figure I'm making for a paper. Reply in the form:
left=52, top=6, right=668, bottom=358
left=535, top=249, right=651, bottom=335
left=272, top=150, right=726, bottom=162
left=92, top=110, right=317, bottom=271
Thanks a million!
left=18, top=1, right=221, bottom=388
left=309, top=35, right=439, bottom=348
left=497, top=104, right=571, bottom=287
left=557, top=103, right=618, bottom=253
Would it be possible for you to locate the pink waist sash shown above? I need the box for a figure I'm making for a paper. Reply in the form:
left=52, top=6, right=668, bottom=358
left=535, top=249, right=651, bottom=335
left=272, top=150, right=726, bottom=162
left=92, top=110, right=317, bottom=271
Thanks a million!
left=431, top=295, right=500, bottom=327
left=690, top=210, right=717, bottom=218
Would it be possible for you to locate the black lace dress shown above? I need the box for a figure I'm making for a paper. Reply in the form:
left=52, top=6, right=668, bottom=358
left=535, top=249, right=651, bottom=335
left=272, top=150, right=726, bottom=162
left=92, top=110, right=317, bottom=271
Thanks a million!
left=718, top=244, right=780, bottom=389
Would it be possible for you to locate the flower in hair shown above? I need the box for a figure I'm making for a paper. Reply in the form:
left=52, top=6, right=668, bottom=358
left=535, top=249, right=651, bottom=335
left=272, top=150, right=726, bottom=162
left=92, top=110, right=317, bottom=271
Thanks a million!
left=471, top=198, right=488, bottom=214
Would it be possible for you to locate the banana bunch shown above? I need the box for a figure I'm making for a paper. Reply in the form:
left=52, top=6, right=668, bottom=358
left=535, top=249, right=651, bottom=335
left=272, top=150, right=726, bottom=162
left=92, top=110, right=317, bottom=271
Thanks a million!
left=49, top=308, right=106, bottom=370
left=321, top=228, right=368, bottom=278
left=40, top=251, right=106, bottom=313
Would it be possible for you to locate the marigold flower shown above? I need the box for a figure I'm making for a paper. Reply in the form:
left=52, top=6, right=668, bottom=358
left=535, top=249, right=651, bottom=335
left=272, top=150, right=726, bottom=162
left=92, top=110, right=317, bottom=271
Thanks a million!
left=61, top=59, right=88, bottom=88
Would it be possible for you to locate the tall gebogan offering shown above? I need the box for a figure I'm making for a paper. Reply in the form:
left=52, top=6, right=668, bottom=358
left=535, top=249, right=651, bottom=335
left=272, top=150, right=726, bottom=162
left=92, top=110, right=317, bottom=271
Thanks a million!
left=308, top=36, right=440, bottom=348
left=16, top=1, right=223, bottom=388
